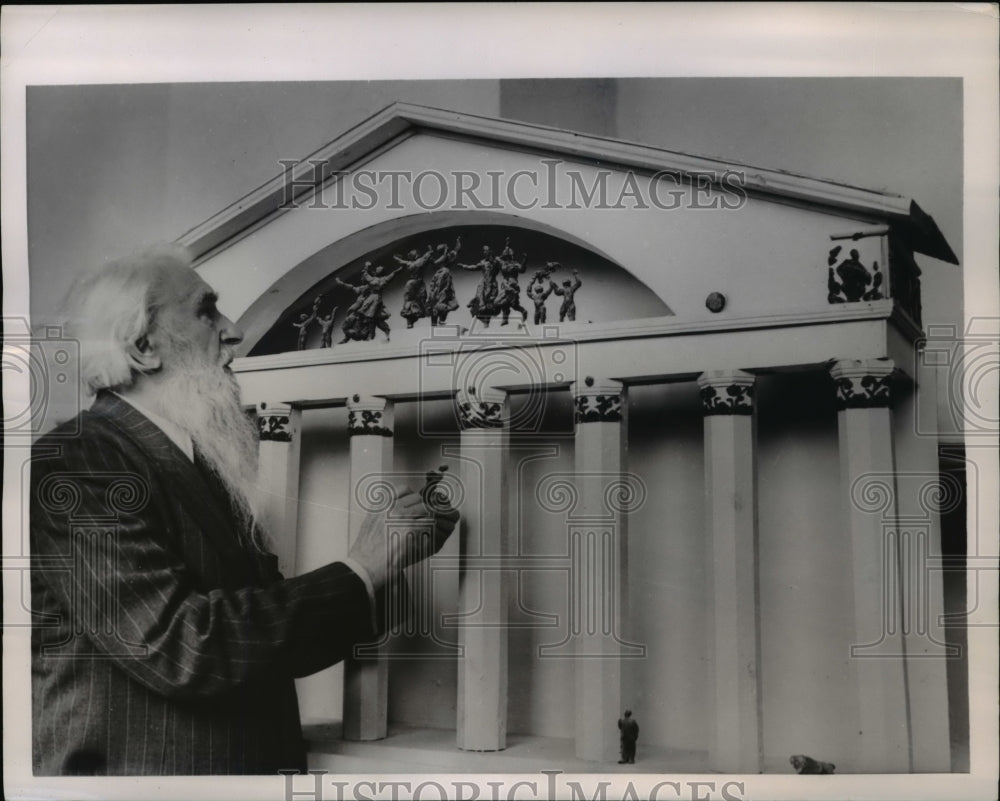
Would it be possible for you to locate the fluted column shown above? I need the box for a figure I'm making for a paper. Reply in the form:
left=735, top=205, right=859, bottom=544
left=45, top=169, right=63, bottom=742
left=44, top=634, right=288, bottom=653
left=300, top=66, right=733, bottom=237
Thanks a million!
left=255, top=402, right=302, bottom=578
left=342, top=395, right=393, bottom=741
left=830, top=358, right=912, bottom=772
left=572, top=377, right=629, bottom=763
left=455, top=387, right=509, bottom=751
left=696, top=370, right=762, bottom=773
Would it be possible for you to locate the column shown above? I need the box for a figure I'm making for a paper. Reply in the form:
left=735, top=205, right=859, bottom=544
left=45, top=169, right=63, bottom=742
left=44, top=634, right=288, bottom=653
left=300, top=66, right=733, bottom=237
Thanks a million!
left=255, top=402, right=302, bottom=578
left=342, top=395, right=393, bottom=741
left=830, top=358, right=912, bottom=772
left=572, top=377, right=628, bottom=763
left=890, top=362, right=952, bottom=771
left=696, top=370, right=762, bottom=773
left=455, top=387, right=509, bottom=751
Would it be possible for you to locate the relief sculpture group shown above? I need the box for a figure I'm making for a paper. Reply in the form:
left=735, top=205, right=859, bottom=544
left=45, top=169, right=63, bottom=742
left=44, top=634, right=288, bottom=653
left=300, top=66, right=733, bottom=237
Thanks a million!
left=291, top=236, right=583, bottom=349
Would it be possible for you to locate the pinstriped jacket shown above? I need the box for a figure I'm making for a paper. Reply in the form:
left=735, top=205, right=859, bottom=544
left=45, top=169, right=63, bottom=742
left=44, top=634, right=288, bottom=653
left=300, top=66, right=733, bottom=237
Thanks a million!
left=31, top=391, right=378, bottom=775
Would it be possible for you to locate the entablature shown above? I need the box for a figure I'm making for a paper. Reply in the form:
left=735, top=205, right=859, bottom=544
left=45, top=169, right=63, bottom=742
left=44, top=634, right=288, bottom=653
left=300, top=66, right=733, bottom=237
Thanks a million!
left=233, top=300, right=919, bottom=408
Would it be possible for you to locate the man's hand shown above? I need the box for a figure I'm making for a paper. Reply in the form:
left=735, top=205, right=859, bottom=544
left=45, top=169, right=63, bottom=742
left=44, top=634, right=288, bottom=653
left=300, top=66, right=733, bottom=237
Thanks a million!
left=395, top=486, right=459, bottom=570
left=347, top=479, right=459, bottom=590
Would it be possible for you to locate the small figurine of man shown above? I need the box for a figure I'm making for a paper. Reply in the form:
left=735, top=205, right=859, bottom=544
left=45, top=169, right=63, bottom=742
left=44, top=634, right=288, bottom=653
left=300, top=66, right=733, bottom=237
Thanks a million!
left=551, top=268, right=582, bottom=322
left=617, top=709, right=638, bottom=764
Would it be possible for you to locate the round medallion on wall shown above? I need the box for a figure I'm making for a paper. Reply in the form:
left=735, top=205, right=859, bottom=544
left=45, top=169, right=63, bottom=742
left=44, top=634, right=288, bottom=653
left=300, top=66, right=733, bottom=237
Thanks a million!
left=705, top=292, right=726, bottom=313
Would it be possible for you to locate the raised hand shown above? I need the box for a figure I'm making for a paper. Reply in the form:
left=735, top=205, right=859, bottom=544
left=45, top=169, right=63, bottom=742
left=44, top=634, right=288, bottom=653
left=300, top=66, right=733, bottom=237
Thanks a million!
left=347, top=476, right=459, bottom=588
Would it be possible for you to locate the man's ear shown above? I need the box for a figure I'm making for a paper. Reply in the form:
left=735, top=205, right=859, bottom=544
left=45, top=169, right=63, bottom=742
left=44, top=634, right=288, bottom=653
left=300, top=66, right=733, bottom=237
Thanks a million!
left=126, top=334, right=161, bottom=373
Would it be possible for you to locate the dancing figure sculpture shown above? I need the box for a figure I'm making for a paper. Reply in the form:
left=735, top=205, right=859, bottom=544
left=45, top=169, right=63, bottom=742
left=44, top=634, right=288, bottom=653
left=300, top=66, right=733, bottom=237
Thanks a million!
left=317, top=305, right=338, bottom=348
left=291, top=296, right=321, bottom=350
left=335, top=261, right=401, bottom=343
left=527, top=263, right=557, bottom=325
left=551, top=268, right=582, bottom=322
left=427, top=237, right=462, bottom=326
left=335, top=279, right=375, bottom=343
left=495, top=239, right=529, bottom=326
left=395, top=245, right=436, bottom=328
left=457, top=244, right=501, bottom=327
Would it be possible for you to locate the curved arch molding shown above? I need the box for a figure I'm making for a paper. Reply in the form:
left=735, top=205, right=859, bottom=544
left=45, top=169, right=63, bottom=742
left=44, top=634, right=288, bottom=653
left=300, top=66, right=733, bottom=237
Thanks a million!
left=234, top=211, right=672, bottom=354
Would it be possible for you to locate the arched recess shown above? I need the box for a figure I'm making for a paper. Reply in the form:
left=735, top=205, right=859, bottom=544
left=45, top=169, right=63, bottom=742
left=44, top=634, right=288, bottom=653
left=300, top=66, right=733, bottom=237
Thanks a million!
left=237, top=210, right=673, bottom=355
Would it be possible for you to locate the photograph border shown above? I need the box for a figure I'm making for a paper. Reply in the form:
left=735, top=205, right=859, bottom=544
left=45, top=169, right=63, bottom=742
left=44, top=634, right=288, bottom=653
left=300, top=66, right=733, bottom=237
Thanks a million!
left=3, top=5, right=998, bottom=800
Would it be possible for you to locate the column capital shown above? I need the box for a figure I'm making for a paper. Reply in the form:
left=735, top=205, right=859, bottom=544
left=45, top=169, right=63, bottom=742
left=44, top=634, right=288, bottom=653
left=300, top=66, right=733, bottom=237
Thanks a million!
left=573, top=377, right=623, bottom=424
left=829, top=358, right=896, bottom=410
left=347, top=395, right=393, bottom=436
left=456, top=386, right=506, bottom=430
left=697, top=370, right=755, bottom=416
left=256, top=401, right=295, bottom=442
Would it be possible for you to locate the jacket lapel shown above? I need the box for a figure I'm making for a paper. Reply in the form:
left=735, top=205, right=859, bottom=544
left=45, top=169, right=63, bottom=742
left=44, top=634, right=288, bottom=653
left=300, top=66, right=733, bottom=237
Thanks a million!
left=89, top=392, right=258, bottom=574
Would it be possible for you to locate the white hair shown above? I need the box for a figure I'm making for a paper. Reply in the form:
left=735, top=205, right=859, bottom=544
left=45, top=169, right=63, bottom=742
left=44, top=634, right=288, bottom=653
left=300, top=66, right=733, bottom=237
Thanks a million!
left=65, top=243, right=194, bottom=395
left=66, top=243, right=267, bottom=551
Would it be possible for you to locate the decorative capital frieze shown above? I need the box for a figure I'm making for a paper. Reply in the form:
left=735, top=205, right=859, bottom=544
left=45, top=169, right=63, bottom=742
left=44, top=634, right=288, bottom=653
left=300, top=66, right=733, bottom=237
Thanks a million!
left=256, top=402, right=294, bottom=442
left=347, top=395, right=393, bottom=437
left=829, top=359, right=895, bottom=410
left=456, top=386, right=506, bottom=430
left=696, top=370, right=755, bottom=416
left=573, top=377, right=624, bottom=424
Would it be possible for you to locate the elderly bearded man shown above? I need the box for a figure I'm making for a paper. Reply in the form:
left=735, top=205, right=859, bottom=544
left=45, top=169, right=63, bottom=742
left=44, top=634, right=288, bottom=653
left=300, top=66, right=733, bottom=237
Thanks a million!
left=30, top=244, right=458, bottom=775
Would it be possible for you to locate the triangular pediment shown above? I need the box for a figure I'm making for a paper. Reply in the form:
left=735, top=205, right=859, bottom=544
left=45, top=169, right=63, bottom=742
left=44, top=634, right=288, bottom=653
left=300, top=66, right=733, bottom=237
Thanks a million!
left=183, top=103, right=956, bottom=355
left=179, top=102, right=957, bottom=265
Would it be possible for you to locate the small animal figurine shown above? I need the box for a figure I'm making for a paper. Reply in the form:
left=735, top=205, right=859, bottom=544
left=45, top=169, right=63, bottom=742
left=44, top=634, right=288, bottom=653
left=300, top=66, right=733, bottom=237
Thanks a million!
left=790, top=754, right=836, bottom=774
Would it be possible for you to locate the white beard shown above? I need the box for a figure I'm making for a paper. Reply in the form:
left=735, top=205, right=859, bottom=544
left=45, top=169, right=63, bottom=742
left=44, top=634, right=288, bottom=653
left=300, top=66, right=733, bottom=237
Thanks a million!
left=149, top=347, right=266, bottom=552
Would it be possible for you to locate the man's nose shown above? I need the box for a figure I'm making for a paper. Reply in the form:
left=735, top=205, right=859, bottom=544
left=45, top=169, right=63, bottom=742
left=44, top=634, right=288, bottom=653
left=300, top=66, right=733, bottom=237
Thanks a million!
left=220, top=315, right=244, bottom=346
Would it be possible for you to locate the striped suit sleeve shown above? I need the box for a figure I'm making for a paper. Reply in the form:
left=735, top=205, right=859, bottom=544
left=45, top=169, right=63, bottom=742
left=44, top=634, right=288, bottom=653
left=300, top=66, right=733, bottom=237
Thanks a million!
left=31, top=431, right=378, bottom=701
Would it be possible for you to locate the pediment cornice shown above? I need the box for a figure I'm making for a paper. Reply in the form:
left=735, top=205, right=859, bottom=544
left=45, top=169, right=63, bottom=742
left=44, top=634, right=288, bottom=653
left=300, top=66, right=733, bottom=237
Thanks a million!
left=178, top=102, right=957, bottom=265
